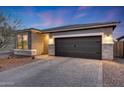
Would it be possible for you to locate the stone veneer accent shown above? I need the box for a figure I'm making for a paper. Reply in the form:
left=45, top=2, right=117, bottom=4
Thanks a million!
left=102, top=44, right=113, bottom=60
left=48, top=44, right=55, bottom=55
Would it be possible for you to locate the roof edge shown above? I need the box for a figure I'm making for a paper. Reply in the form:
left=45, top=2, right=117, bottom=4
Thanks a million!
left=117, top=35, right=124, bottom=41
left=17, top=21, right=120, bottom=33
left=45, top=22, right=120, bottom=33
left=17, top=28, right=42, bottom=33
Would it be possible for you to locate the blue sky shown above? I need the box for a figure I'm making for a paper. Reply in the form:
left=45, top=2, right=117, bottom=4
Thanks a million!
left=0, top=6, right=124, bottom=38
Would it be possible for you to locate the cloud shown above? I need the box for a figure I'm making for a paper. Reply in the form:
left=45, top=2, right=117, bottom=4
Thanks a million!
left=31, top=11, right=52, bottom=27
left=40, top=12, right=53, bottom=26
left=31, top=10, right=65, bottom=28
left=73, top=6, right=90, bottom=19
left=78, top=6, right=90, bottom=11
left=54, top=18, right=64, bottom=26
left=107, top=11, right=116, bottom=20
left=74, top=13, right=87, bottom=19
left=18, top=7, right=78, bottom=28
left=106, top=9, right=120, bottom=21
left=16, top=7, right=41, bottom=16
left=53, top=8, right=68, bottom=26
left=31, top=23, right=42, bottom=27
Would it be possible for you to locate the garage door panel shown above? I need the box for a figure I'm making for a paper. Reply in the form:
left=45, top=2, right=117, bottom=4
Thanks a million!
left=55, top=36, right=102, bottom=59
left=56, top=51, right=101, bottom=59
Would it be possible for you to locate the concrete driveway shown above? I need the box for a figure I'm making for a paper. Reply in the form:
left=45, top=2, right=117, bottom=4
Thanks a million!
left=0, top=56, right=103, bottom=87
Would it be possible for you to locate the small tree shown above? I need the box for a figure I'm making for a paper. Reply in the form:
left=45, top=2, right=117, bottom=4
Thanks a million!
left=0, top=12, right=23, bottom=49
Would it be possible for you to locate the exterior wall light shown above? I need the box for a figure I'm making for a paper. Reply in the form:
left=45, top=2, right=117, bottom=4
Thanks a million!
left=49, top=34, right=54, bottom=45
left=103, top=34, right=113, bottom=44
left=106, top=34, right=110, bottom=37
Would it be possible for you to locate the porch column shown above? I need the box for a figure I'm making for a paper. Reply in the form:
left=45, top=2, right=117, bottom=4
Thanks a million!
left=102, top=44, right=114, bottom=60
left=48, top=44, right=55, bottom=55
left=28, top=31, right=32, bottom=49
left=48, top=34, right=55, bottom=55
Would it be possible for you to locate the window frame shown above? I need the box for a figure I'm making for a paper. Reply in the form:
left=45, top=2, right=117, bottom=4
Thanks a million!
left=17, top=32, right=28, bottom=49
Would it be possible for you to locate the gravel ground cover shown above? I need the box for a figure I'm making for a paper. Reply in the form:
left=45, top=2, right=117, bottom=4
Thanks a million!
left=0, top=56, right=39, bottom=72
left=103, top=58, right=124, bottom=87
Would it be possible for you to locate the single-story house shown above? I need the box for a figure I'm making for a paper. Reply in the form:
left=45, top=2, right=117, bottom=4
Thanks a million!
left=14, top=22, right=119, bottom=60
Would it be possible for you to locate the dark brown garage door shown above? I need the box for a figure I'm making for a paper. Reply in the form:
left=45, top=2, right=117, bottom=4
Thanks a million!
left=55, top=36, right=102, bottom=59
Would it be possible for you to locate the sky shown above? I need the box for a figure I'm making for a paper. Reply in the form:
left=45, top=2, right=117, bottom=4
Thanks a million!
left=0, top=6, right=124, bottom=39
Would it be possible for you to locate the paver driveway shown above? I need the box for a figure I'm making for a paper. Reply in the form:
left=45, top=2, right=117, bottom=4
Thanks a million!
left=0, top=56, right=103, bottom=87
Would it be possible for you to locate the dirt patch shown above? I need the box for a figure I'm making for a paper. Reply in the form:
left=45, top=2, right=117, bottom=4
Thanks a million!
left=103, top=59, right=124, bottom=87
left=0, top=57, right=39, bottom=72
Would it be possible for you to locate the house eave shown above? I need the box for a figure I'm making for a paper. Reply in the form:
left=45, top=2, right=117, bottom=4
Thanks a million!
left=17, top=21, right=120, bottom=34
left=17, top=28, right=44, bottom=34
left=44, top=22, right=120, bottom=33
left=117, top=36, right=124, bottom=41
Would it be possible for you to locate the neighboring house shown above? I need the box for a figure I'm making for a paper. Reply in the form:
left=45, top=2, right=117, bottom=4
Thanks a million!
left=14, top=22, right=119, bottom=60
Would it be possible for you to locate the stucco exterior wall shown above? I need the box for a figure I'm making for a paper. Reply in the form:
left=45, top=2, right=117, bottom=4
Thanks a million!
left=15, top=31, right=49, bottom=56
left=31, top=32, right=44, bottom=55
left=31, top=32, right=49, bottom=55
left=42, top=34, right=49, bottom=54
left=48, top=27, right=114, bottom=60
left=51, top=27, right=113, bottom=37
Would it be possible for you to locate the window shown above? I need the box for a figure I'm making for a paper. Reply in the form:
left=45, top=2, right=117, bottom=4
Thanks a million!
left=23, top=34, right=28, bottom=49
left=17, top=33, right=28, bottom=49
left=17, top=34, right=23, bottom=49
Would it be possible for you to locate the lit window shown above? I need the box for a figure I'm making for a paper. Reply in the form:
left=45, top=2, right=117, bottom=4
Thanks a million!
left=23, top=34, right=28, bottom=49
left=17, top=33, right=28, bottom=49
left=17, top=34, right=23, bottom=49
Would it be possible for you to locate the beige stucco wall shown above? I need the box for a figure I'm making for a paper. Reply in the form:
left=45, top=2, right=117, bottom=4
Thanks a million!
left=31, top=32, right=49, bottom=55
left=15, top=31, right=49, bottom=56
left=51, top=27, right=113, bottom=37
left=51, top=27, right=114, bottom=44
left=31, top=32, right=44, bottom=55
left=42, top=34, right=49, bottom=54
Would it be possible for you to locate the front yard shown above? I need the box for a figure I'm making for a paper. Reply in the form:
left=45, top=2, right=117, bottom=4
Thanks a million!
left=0, top=57, right=39, bottom=72
left=0, top=48, right=12, bottom=52
left=0, top=56, right=102, bottom=87
left=0, top=54, right=124, bottom=87
left=103, top=58, right=124, bottom=87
